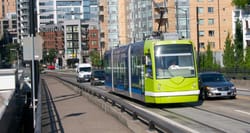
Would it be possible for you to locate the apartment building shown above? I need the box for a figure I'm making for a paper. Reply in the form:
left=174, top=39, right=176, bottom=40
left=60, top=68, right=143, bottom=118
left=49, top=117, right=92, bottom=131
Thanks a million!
left=39, top=25, right=64, bottom=52
left=0, top=14, right=17, bottom=43
left=0, top=0, right=16, bottom=19
left=0, top=0, right=17, bottom=43
left=16, top=0, right=31, bottom=45
left=190, top=0, right=233, bottom=65
left=99, top=0, right=153, bottom=50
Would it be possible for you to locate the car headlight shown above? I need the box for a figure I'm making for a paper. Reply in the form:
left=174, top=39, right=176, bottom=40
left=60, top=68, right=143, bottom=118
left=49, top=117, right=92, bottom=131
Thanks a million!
left=206, top=86, right=217, bottom=91
left=230, top=86, right=236, bottom=90
left=94, top=78, right=99, bottom=80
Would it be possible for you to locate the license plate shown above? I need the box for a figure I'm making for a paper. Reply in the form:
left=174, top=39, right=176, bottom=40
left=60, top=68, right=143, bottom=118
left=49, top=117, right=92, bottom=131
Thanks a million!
left=221, top=92, right=227, bottom=96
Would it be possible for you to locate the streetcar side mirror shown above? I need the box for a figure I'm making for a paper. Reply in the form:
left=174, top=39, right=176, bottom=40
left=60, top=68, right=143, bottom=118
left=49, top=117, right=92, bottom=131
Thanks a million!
left=144, top=55, right=151, bottom=66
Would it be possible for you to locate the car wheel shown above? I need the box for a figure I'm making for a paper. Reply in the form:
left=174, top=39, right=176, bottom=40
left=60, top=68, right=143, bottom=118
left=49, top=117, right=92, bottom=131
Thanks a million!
left=199, top=89, right=207, bottom=100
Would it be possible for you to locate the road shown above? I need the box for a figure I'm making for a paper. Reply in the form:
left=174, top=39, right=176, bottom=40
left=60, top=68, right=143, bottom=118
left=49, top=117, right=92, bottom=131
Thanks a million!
left=48, top=71, right=250, bottom=133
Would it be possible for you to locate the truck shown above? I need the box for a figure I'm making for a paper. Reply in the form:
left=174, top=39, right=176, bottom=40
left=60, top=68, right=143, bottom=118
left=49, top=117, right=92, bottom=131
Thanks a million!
left=76, top=63, right=92, bottom=82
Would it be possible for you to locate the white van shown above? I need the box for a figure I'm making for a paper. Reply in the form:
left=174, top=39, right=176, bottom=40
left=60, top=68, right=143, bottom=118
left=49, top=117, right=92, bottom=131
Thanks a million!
left=76, top=63, right=92, bottom=82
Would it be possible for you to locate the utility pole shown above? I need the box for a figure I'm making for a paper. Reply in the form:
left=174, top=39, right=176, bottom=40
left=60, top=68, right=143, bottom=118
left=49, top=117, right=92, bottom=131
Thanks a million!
left=196, top=7, right=200, bottom=72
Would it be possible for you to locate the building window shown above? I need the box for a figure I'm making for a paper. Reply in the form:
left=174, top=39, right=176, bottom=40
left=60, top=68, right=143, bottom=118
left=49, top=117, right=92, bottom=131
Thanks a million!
left=73, top=26, right=78, bottom=32
left=208, top=0, right=213, bottom=2
left=66, top=34, right=72, bottom=40
left=198, top=7, right=204, bottom=14
left=234, top=11, right=240, bottom=17
left=66, top=26, right=72, bottom=32
left=199, top=19, right=204, bottom=25
left=209, top=30, right=215, bottom=37
left=197, top=0, right=203, bottom=2
left=208, top=18, right=214, bottom=25
left=199, top=42, right=205, bottom=49
left=208, top=42, right=215, bottom=48
left=208, top=7, right=214, bottom=13
left=91, top=33, right=97, bottom=37
left=92, top=41, right=97, bottom=46
left=199, top=31, right=204, bottom=36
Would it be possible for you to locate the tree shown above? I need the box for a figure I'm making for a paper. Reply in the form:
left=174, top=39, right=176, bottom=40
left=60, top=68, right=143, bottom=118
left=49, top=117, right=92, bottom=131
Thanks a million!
left=234, top=19, right=244, bottom=69
left=47, top=49, right=57, bottom=64
left=200, top=44, right=220, bottom=71
left=232, top=0, right=249, bottom=8
left=89, top=49, right=102, bottom=68
left=202, top=44, right=213, bottom=70
left=223, top=33, right=235, bottom=70
left=243, top=47, right=250, bottom=70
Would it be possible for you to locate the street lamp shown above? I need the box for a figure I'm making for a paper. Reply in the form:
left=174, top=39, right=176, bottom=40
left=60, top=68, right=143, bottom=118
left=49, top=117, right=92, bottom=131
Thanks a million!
left=10, top=49, right=19, bottom=70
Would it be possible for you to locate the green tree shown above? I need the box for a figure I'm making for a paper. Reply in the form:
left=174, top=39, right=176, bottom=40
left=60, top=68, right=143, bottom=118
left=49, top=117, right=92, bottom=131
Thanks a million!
left=234, top=19, right=244, bottom=69
left=89, top=49, right=102, bottom=68
left=48, top=49, right=57, bottom=64
left=223, top=33, right=235, bottom=70
left=204, top=44, right=214, bottom=69
left=243, top=47, right=250, bottom=70
left=201, top=44, right=220, bottom=71
left=232, top=0, right=250, bottom=8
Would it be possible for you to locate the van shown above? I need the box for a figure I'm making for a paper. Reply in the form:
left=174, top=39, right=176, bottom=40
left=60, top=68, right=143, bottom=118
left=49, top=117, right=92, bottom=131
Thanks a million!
left=76, top=63, right=92, bottom=82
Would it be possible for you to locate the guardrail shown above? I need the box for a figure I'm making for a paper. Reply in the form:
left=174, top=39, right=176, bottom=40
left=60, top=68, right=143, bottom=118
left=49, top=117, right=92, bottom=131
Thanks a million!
left=48, top=73, right=197, bottom=133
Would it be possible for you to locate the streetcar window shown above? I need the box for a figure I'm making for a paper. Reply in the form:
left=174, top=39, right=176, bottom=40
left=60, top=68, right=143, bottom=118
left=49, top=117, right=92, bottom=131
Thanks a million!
left=155, top=44, right=195, bottom=79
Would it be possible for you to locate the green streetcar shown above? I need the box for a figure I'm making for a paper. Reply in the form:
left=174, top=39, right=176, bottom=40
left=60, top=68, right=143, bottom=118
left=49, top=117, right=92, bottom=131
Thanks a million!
left=104, top=36, right=199, bottom=104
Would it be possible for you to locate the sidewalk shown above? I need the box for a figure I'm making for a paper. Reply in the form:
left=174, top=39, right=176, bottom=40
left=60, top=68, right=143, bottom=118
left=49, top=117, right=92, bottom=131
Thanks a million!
left=42, top=76, right=133, bottom=133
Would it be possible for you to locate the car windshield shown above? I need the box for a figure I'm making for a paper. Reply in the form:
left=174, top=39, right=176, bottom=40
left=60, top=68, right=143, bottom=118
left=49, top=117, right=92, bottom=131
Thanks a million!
left=155, top=44, right=195, bottom=79
left=200, top=74, right=226, bottom=82
left=79, top=67, right=91, bottom=72
left=93, top=71, right=105, bottom=77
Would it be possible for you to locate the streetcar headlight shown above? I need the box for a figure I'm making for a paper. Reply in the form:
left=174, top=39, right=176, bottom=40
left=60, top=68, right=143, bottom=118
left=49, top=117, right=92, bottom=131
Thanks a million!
left=192, top=83, right=197, bottom=88
left=158, top=84, right=161, bottom=90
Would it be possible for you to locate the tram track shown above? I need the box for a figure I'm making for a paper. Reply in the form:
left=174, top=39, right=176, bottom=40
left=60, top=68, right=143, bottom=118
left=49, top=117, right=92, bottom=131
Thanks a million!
left=49, top=72, right=250, bottom=132
left=159, top=102, right=250, bottom=133
left=159, top=108, right=226, bottom=133
left=190, top=105, right=250, bottom=125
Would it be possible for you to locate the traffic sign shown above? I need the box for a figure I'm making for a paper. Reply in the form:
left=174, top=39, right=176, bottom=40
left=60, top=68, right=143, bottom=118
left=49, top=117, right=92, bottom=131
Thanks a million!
left=23, top=35, right=44, bottom=61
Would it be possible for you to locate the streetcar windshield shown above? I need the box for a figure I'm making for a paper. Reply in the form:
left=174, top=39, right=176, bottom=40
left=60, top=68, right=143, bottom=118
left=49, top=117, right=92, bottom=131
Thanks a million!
left=155, top=44, right=195, bottom=79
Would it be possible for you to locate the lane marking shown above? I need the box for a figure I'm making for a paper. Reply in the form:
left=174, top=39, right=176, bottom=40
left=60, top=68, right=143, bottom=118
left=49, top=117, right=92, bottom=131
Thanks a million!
left=235, top=110, right=250, bottom=115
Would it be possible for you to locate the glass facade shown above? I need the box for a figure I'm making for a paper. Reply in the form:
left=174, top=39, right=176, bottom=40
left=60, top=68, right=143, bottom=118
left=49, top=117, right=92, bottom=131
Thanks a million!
left=108, top=0, right=119, bottom=48
left=127, top=0, right=152, bottom=42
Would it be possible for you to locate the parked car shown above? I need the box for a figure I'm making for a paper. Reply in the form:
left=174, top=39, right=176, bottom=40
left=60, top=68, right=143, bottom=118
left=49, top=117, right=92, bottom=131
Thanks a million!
left=90, top=70, right=105, bottom=86
left=199, top=72, right=237, bottom=100
left=47, top=65, right=55, bottom=70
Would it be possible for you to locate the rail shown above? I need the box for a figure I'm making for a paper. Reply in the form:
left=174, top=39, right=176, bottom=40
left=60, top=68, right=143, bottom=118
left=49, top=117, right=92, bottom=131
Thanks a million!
left=49, top=74, right=197, bottom=133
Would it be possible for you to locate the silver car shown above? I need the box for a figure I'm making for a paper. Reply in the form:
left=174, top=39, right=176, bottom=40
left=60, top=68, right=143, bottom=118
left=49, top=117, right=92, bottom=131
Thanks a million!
left=199, top=72, right=237, bottom=100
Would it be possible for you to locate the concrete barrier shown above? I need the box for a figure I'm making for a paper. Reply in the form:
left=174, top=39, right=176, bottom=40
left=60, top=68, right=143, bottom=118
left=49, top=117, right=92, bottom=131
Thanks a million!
left=231, top=79, right=250, bottom=89
left=0, top=69, right=20, bottom=133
